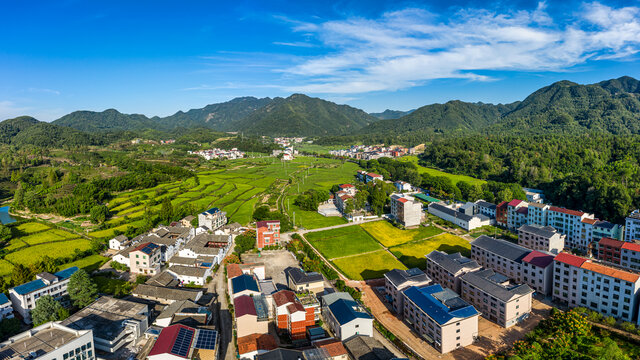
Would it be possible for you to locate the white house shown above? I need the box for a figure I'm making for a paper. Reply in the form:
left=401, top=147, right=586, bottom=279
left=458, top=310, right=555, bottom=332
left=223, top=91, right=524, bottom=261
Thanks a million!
left=322, top=292, right=372, bottom=341
left=198, top=207, right=227, bottom=231
left=394, top=181, right=412, bottom=192
left=109, top=235, right=129, bottom=251
left=167, top=265, right=212, bottom=286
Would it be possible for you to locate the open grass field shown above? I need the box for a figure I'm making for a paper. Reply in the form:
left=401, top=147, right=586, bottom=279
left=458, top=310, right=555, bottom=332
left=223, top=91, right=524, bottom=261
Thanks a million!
left=14, top=222, right=50, bottom=234
left=360, top=221, right=443, bottom=247
left=332, top=250, right=407, bottom=280
left=305, top=225, right=382, bottom=259
left=0, top=260, right=14, bottom=278
left=399, top=156, right=485, bottom=186
left=389, top=233, right=471, bottom=269
left=57, top=254, right=109, bottom=272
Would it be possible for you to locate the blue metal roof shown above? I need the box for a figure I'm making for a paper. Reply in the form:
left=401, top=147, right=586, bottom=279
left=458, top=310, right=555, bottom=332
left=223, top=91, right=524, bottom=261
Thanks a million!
left=231, top=274, right=259, bottom=294
left=403, top=285, right=479, bottom=325
left=203, top=207, right=220, bottom=215
left=0, top=293, right=9, bottom=305
left=13, top=279, right=46, bottom=295
left=328, top=299, right=371, bottom=325
left=54, top=266, right=79, bottom=280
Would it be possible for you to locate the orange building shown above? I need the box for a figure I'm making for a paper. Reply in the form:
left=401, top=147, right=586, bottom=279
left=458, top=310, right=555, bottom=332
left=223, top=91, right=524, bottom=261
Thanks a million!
left=272, top=290, right=315, bottom=340
left=256, top=220, right=280, bottom=249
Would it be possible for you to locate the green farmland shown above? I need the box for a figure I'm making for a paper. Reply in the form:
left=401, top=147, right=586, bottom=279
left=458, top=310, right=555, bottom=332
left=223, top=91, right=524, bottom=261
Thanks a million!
left=305, top=225, right=382, bottom=259
left=399, top=155, right=486, bottom=186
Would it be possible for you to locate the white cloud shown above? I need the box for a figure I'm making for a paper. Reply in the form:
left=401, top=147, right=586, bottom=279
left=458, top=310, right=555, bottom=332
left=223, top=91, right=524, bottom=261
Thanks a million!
left=278, top=2, right=640, bottom=94
left=27, top=88, right=61, bottom=95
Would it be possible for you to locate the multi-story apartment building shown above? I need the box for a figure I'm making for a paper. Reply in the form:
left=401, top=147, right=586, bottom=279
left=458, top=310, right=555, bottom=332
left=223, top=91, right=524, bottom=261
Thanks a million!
left=129, top=242, right=161, bottom=275
left=496, top=201, right=508, bottom=227
left=553, top=252, right=640, bottom=323
left=390, top=194, right=423, bottom=227
left=460, top=269, right=533, bottom=328
left=384, top=268, right=431, bottom=314
left=506, top=200, right=528, bottom=230
left=621, top=242, right=640, bottom=271
left=428, top=203, right=492, bottom=231
left=521, top=251, right=555, bottom=295
left=598, top=237, right=624, bottom=264
left=474, top=200, right=497, bottom=219
left=547, top=206, right=594, bottom=252
left=402, top=284, right=479, bottom=354
left=527, top=202, right=550, bottom=226
left=425, top=251, right=481, bottom=293
left=0, top=294, right=13, bottom=320
left=470, top=236, right=531, bottom=283
left=273, top=290, right=315, bottom=340
left=198, top=207, right=227, bottom=230
left=0, top=322, right=95, bottom=360
left=518, top=224, right=565, bottom=254
left=626, top=210, right=640, bottom=241
left=9, top=266, right=78, bottom=323
left=256, top=220, right=280, bottom=249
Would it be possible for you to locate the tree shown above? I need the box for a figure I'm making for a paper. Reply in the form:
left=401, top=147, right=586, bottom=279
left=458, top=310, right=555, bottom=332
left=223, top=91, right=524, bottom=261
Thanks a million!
left=0, top=317, right=21, bottom=340
left=31, top=295, right=64, bottom=326
left=89, top=204, right=109, bottom=224
left=158, top=198, right=174, bottom=224
left=235, top=231, right=256, bottom=254
left=67, top=269, right=98, bottom=308
left=11, top=263, right=33, bottom=286
left=0, top=225, right=11, bottom=243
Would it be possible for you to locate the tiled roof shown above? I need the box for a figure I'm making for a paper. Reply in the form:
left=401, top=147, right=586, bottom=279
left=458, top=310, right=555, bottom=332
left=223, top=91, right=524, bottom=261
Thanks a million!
left=471, top=236, right=531, bottom=263
left=581, top=262, right=640, bottom=283
left=554, top=252, right=587, bottom=267
left=508, top=199, right=524, bottom=207
left=256, top=220, right=280, bottom=227
left=133, top=242, right=159, bottom=255
left=516, top=207, right=528, bottom=215
left=402, top=284, right=478, bottom=325
left=273, top=290, right=297, bottom=307
left=339, top=184, right=354, bottom=188
left=315, top=339, right=348, bottom=357
left=622, top=242, right=640, bottom=252
left=148, top=324, right=195, bottom=358
left=237, top=334, right=277, bottom=355
left=384, top=268, right=430, bottom=288
left=0, top=293, right=9, bottom=305
left=256, top=349, right=304, bottom=360
left=234, top=295, right=257, bottom=317
left=327, top=299, right=371, bottom=325
left=522, top=251, right=555, bottom=268
left=549, top=206, right=585, bottom=217
left=599, top=237, right=624, bottom=249
left=226, top=264, right=243, bottom=279
left=285, top=267, right=324, bottom=285
left=518, top=224, right=559, bottom=239
left=231, top=274, right=260, bottom=294
left=475, top=200, right=496, bottom=210
left=286, top=302, right=305, bottom=314
left=581, top=218, right=598, bottom=225
left=425, top=251, right=481, bottom=274
left=429, top=203, right=474, bottom=222
left=367, top=173, right=382, bottom=178
left=461, top=269, right=533, bottom=302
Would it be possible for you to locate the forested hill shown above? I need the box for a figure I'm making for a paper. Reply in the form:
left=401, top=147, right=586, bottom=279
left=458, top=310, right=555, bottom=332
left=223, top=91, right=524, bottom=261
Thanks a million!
left=233, top=94, right=379, bottom=136
left=360, top=100, right=518, bottom=134
left=0, top=116, right=122, bottom=147
left=54, top=109, right=157, bottom=132
left=370, top=109, right=414, bottom=120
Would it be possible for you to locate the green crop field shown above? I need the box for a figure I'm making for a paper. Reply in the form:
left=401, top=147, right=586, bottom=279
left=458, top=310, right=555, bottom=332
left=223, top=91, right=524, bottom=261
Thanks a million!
left=15, top=222, right=50, bottom=234
left=6, top=239, right=93, bottom=266
left=389, top=233, right=471, bottom=269
left=57, top=254, right=109, bottom=272
left=399, top=156, right=485, bottom=186
left=332, top=250, right=407, bottom=280
left=305, top=225, right=382, bottom=259
left=360, top=221, right=443, bottom=247
left=0, top=260, right=14, bottom=278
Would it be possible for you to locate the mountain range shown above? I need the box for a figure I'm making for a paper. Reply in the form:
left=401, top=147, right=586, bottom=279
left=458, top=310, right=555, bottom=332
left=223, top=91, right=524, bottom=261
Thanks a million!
left=3, top=76, right=640, bottom=142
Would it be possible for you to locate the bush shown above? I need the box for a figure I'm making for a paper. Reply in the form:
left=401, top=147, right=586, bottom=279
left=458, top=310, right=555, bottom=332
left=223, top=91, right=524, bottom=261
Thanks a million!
left=135, top=275, right=148, bottom=284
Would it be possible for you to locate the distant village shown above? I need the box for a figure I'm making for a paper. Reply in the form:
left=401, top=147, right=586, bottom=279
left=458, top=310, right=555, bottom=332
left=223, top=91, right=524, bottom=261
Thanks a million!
left=189, top=148, right=246, bottom=160
left=329, top=144, right=425, bottom=160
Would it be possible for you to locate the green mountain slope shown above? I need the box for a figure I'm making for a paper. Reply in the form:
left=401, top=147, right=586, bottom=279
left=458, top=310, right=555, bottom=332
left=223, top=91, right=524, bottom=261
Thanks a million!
left=370, top=109, right=414, bottom=120
left=53, top=109, right=156, bottom=132
left=361, top=100, right=518, bottom=134
left=154, top=96, right=272, bottom=130
left=0, top=116, right=112, bottom=147
left=234, top=94, right=379, bottom=136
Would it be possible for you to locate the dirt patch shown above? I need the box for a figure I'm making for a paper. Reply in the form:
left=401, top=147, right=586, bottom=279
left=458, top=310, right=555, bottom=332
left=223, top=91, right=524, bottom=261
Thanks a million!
left=241, top=250, right=299, bottom=289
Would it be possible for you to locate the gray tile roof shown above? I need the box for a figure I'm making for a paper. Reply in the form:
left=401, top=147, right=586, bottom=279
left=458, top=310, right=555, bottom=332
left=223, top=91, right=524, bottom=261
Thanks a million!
left=132, top=284, right=202, bottom=302
left=426, top=251, right=481, bottom=274
left=343, top=335, right=395, bottom=360
left=475, top=200, right=496, bottom=210
left=429, top=203, right=474, bottom=222
left=460, top=269, right=533, bottom=302
left=168, top=265, right=208, bottom=278
left=471, top=235, right=531, bottom=263
left=384, top=268, right=430, bottom=288
left=285, top=267, right=324, bottom=285
left=518, top=224, right=559, bottom=238
left=146, top=271, right=179, bottom=287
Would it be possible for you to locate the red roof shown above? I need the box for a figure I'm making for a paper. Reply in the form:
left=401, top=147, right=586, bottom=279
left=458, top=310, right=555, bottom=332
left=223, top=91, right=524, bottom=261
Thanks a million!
left=397, top=197, right=408, bottom=203
left=507, top=199, right=523, bottom=207
left=339, top=184, right=354, bottom=188
left=599, top=237, right=624, bottom=249
left=149, top=324, right=195, bottom=358
left=582, top=262, right=640, bottom=283
left=273, top=290, right=297, bottom=307
left=237, top=334, right=278, bottom=355
left=496, top=201, right=508, bottom=209
left=257, top=220, right=280, bottom=227
left=315, top=339, right=348, bottom=357
left=522, top=251, right=554, bottom=268
left=554, top=252, right=587, bottom=267
left=367, top=173, right=382, bottom=178
left=227, top=264, right=242, bottom=279
left=286, top=302, right=305, bottom=314
left=549, top=206, right=585, bottom=217
left=516, top=207, right=528, bottom=215
left=234, top=295, right=257, bottom=317
left=622, top=242, right=640, bottom=252
left=582, top=218, right=597, bottom=225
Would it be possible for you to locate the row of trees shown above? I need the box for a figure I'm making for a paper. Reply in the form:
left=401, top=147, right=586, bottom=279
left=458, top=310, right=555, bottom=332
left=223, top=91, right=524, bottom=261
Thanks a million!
left=31, top=269, right=97, bottom=326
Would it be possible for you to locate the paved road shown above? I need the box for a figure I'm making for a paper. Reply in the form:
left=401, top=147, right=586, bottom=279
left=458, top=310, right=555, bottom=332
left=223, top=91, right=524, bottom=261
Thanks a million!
left=208, top=240, right=235, bottom=360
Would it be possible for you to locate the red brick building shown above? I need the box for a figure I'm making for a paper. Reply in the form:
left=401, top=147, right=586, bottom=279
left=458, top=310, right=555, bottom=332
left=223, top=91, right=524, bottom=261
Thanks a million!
left=256, top=220, right=280, bottom=249
left=273, top=290, right=315, bottom=340
left=496, top=201, right=508, bottom=227
left=598, top=237, right=624, bottom=264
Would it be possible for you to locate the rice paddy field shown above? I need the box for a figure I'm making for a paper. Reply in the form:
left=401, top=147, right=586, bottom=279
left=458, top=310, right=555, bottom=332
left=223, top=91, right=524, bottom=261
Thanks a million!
left=305, top=225, right=382, bottom=259
left=0, top=221, right=101, bottom=278
left=389, top=233, right=471, bottom=270
left=360, top=221, right=443, bottom=247
left=332, top=250, right=407, bottom=280
left=87, top=156, right=355, bottom=238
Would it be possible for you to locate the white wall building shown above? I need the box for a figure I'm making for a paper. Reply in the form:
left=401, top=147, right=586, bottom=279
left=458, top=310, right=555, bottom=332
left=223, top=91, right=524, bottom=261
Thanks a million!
left=322, top=292, right=373, bottom=341
left=390, top=193, right=423, bottom=227
left=518, top=224, right=565, bottom=255
left=428, top=203, right=492, bottom=231
left=470, top=236, right=531, bottom=283
left=198, top=207, right=227, bottom=231
left=0, top=322, right=95, bottom=360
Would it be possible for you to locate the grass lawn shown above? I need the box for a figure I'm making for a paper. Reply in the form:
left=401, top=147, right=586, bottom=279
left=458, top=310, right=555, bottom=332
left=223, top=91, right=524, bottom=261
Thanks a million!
left=333, top=250, right=407, bottom=280
left=58, top=255, right=109, bottom=272
left=289, top=203, right=347, bottom=230
left=399, top=156, right=485, bottom=186
left=390, top=233, right=471, bottom=270
left=5, top=239, right=93, bottom=266
left=15, top=222, right=50, bottom=234
left=360, top=221, right=443, bottom=247
left=305, top=225, right=382, bottom=259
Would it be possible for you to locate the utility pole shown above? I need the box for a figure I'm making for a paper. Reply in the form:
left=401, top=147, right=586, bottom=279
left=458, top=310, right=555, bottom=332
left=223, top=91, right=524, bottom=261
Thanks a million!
left=293, top=212, right=296, bottom=228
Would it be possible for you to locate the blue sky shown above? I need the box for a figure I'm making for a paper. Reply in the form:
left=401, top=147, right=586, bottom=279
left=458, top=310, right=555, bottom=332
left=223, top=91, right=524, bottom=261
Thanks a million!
left=1, top=0, right=639, bottom=121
